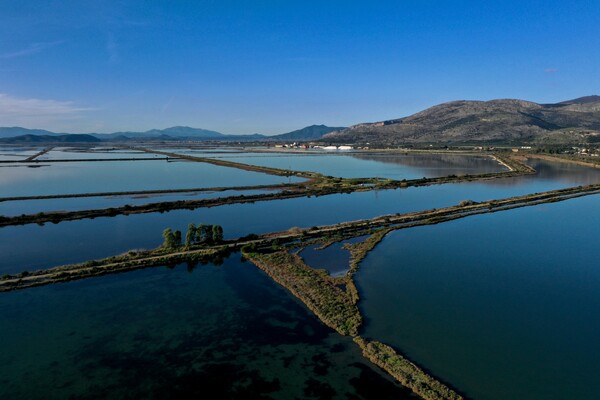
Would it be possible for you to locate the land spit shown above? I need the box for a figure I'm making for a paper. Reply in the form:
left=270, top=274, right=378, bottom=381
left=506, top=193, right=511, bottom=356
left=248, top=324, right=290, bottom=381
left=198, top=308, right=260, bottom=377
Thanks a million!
left=0, top=157, right=174, bottom=163
left=133, top=147, right=324, bottom=179
left=244, top=247, right=463, bottom=400
left=3, top=182, right=598, bottom=292
left=522, top=152, right=600, bottom=168
left=0, top=183, right=293, bottom=202
left=3, top=183, right=600, bottom=399
left=0, top=152, right=534, bottom=227
left=23, top=147, right=53, bottom=161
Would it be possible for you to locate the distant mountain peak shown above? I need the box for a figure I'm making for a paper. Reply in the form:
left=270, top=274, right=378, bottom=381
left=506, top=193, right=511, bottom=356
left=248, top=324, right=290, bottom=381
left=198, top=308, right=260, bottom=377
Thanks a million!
left=143, top=126, right=224, bottom=138
left=324, top=96, right=600, bottom=144
left=559, top=95, right=600, bottom=105
left=0, top=127, right=59, bottom=138
left=273, top=125, right=346, bottom=140
left=0, top=134, right=100, bottom=143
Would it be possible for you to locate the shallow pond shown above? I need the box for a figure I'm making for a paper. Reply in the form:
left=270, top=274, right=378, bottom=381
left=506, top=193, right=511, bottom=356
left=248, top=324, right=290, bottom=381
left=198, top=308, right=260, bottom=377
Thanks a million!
left=299, top=236, right=367, bottom=277
left=1, top=153, right=600, bottom=399
left=357, top=194, right=600, bottom=400
left=0, top=189, right=275, bottom=217
left=0, top=146, right=43, bottom=161
left=2, top=159, right=600, bottom=274
left=36, top=147, right=158, bottom=160
left=0, top=160, right=300, bottom=197
left=0, top=255, right=412, bottom=399
left=209, top=152, right=506, bottom=179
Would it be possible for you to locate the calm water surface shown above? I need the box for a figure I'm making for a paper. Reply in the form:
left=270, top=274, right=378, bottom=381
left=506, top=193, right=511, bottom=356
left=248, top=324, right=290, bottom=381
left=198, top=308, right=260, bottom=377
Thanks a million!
left=0, top=160, right=300, bottom=197
left=0, top=255, right=413, bottom=399
left=2, top=158, right=600, bottom=274
left=1, top=154, right=600, bottom=399
left=0, top=189, right=275, bottom=216
left=0, top=146, right=43, bottom=161
left=37, top=147, right=155, bottom=160
left=357, top=195, right=600, bottom=400
left=299, top=236, right=366, bottom=277
left=210, top=153, right=505, bottom=179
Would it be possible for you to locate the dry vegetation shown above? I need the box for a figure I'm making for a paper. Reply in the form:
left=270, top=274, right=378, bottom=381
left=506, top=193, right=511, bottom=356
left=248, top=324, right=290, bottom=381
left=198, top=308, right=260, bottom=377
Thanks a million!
left=244, top=250, right=362, bottom=336
left=4, top=149, right=599, bottom=399
left=354, top=337, right=463, bottom=400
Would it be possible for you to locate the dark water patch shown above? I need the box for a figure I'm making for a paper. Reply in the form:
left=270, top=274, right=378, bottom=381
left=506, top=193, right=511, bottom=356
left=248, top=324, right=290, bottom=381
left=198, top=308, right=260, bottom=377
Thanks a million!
left=308, top=353, right=332, bottom=376
left=357, top=195, right=600, bottom=400
left=349, top=362, right=418, bottom=400
left=303, top=377, right=336, bottom=399
left=0, top=255, right=411, bottom=399
left=299, top=236, right=367, bottom=277
left=300, top=244, right=352, bottom=277
left=4, top=158, right=600, bottom=276
left=0, top=189, right=275, bottom=217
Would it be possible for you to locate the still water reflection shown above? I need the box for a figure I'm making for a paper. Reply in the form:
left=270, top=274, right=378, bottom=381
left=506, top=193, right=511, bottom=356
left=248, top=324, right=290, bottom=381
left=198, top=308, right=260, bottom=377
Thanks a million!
left=357, top=195, right=600, bottom=400
left=0, top=255, right=412, bottom=399
left=1, top=158, right=599, bottom=274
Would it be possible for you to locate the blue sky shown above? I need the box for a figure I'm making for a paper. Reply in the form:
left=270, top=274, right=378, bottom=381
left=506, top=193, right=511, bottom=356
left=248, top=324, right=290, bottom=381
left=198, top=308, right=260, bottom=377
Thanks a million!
left=1, top=1, right=599, bottom=134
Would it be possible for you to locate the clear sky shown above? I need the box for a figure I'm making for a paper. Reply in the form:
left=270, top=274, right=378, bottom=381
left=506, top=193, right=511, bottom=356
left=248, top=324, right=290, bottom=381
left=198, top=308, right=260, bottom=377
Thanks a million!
left=1, top=0, right=599, bottom=134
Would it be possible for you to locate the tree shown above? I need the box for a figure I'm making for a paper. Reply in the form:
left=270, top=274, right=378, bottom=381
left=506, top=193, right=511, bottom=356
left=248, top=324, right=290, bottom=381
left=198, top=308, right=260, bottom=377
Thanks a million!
left=197, top=224, right=213, bottom=243
left=162, top=227, right=182, bottom=249
left=196, top=224, right=204, bottom=243
left=162, top=228, right=175, bottom=248
left=185, top=223, right=196, bottom=247
left=173, top=230, right=182, bottom=247
left=212, top=225, right=224, bottom=243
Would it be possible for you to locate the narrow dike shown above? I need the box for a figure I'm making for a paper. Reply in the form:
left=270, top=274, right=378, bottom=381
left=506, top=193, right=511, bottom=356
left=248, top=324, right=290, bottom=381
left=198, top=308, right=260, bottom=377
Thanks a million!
left=23, top=146, right=53, bottom=161
left=0, top=183, right=297, bottom=202
left=3, top=182, right=600, bottom=292
left=0, top=153, right=534, bottom=228
left=3, top=183, right=599, bottom=399
left=243, top=233, right=463, bottom=400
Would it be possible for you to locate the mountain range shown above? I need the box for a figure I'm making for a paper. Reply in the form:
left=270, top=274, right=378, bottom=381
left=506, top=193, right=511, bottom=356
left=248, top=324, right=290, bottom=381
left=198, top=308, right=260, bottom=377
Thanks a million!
left=2, top=96, right=600, bottom=145
left=0, top=134, right=101, bottom=144
left=324, top=96, right=600, bottom=145
left=0, top=124, right=343, bottom=142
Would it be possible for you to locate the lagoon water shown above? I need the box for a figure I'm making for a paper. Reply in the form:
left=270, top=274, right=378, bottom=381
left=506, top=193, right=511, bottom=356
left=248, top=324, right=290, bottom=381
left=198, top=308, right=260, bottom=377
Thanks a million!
left=2, top=158, right=599, bottom=274
left=357, top=194, right=600, bottom=399
left=0, top=146, right=43, bottom=161
left=1, top=151, right=600, bottom=399
left=0, top=154, right=29, bottom=161
left=0, top=189, right=275, bottom=217
left=299, top=236, right=367, bottom=277
left=0, top=160, right=300, bottom=197
left=206, top=152, right=506, bottom=179
left=37, top=147, right=156, bottom=160
left=0, top=255, right=412, bottom=399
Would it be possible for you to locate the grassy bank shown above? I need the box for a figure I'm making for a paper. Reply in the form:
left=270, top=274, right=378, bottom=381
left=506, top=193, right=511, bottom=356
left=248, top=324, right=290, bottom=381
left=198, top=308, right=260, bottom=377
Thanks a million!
left=135, top=147, right=323, bottom=179
left=0, top=153, right=537, bottom=227
left=0, top=183, right=295, bottom=202
left=523, top=152, right=600, bottom=168
left=354, top=337, right=463, bottom=400
left=4, top=182, right=600, bottom=292
left=242, top=233, right=462, bottom=399
left=0, top=246, right=232, bottom=292
left=6, top=182, right=599, bottom=397
left=243, top=250, right=361, bottom=336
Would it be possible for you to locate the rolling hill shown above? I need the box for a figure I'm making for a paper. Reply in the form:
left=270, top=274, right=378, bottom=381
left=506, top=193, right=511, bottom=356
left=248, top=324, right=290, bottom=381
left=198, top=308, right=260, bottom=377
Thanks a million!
left=272, top=124, right=345, bottom=140
left=0, top=134, right=100, bottom=143
left=324, top=96, right=600, bottom=145
left=0, top=125, right=342, bottom=142
left=0, top=127, right=59, bottom=139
